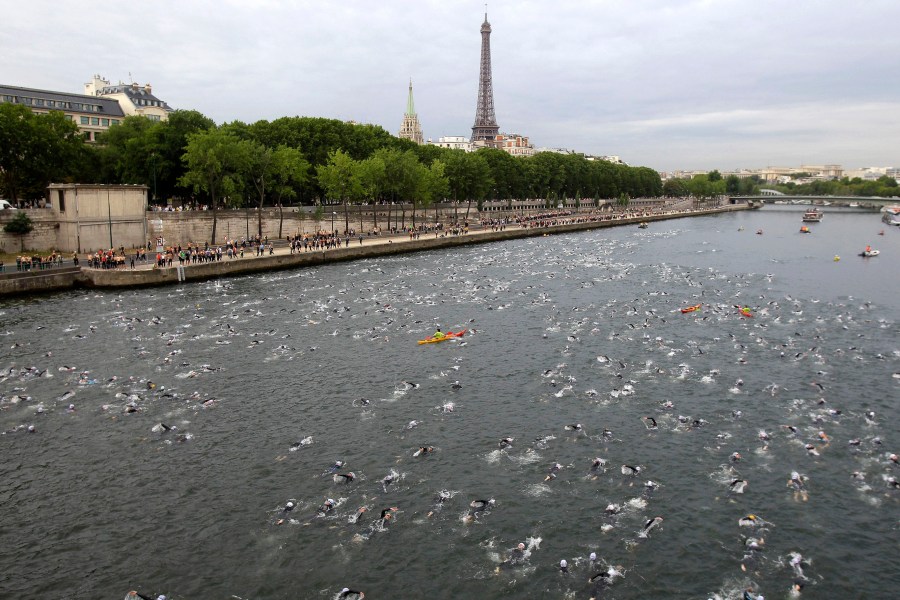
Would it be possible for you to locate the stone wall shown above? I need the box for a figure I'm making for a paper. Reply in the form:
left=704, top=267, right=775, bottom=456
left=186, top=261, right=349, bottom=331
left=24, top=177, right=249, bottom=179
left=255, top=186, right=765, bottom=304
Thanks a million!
left=148, top=204, right=472, bottom=247
left=0, top=210, right=61, bottom=253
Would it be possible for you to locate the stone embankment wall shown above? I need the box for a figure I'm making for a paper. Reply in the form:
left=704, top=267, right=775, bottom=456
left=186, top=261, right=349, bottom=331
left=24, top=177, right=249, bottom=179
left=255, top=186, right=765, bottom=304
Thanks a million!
left=147, top=204, right=479, bottom=247
left=84, top=206, right=744, bottom=289
left=0, top=204, right=747, bottom=297
left=0, top=199, right=688, bottom=253
left=0, top=210, right=60, bottom=253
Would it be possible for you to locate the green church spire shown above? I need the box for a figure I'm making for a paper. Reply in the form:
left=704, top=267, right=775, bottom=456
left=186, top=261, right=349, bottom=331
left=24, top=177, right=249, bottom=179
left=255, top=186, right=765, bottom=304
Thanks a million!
left=406, top=78, right=416, bottom=116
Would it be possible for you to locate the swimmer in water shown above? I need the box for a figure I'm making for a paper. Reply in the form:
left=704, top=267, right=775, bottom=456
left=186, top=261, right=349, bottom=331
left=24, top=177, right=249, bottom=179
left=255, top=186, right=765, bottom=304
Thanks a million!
left=338, top=587, right=365, bottom=599
left=621, top=464, right=641, bottom=476
left=588, top=569, right=616, bottom=600
left=731, top=452, right=742, bottom=462
left=325, top=460, right=345, bottom=474
left=565, top=423, right=583, bottom=432
left=642, top=516, right=663, bottom=536
left=427, top=490, right=452, bottom=518
left=413, top=446, right=434, bottom=457
left=317, top=498, right=337, bottom=516
left=349, top=506, right=368, bottom=524
left=466, top=498, right=495, bottom=522
left=788, top=472, right=808, bottom=501
left=730, top=479, right=748, bottom=494
left=738, top=514, right=764, bottom=527
left=499, top=437, right=514, bottom=449
left=545, top=462, right=563, bottom=481
left=642, top=416, right=657, bottom=430
left=334, top=472, right=356, bottom=484
left=590, top=457, right=607, bottom=474
left=379, top=506, right=398, bottom=525
left=559, top=559, right=569, bottom=573
left=381, top=472, right=397, bottom=491
left=496, top=542, right=528, bottom=572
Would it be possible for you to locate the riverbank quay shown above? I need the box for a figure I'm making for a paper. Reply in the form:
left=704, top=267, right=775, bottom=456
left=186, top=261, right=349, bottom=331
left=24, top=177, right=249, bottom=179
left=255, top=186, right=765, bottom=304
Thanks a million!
left=0, top=205, right=746, bottom=296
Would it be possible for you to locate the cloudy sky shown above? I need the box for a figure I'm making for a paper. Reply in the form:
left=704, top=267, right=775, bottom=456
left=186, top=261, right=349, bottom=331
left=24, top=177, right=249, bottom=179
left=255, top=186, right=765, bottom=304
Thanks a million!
left=4, top=0, right=900, bottom=171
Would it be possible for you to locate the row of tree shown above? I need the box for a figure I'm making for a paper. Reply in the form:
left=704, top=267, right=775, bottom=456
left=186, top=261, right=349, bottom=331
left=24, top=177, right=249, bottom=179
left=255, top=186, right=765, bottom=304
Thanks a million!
left=770, top=175, right=899, bottom=197
left=1, top=105, right=666, bottom=239
left=662, top=170, right=762, bottom=199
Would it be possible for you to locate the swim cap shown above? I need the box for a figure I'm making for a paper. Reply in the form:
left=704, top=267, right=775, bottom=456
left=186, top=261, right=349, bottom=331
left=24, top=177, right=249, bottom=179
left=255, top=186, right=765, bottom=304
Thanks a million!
left=560, top=559, right=568, bottom=568
left=517, top=543, right=526, bottom=550
left=286, top=502, right=294, bottom=508
left=341, top=588, right=350, bottom=594
left=590, top=552, right=597, bottom=561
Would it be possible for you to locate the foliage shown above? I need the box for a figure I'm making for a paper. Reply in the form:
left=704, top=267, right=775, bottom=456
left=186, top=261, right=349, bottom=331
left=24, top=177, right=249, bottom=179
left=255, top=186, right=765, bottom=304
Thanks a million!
left=179, top=129, right=250, bottom=242
left=770, top=176, right=900, bottom=198
left=3, top=211, right=34, bottom=251
left=316, top=149, right=361, bottom=233
left=0, top=104, right=85, bottom=202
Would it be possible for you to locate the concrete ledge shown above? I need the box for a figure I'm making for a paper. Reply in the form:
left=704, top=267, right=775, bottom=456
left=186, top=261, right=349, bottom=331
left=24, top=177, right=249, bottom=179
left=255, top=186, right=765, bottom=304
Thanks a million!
left=1, top=205, right=745, bottom=296
left=0, top=267, right=85, bottom=296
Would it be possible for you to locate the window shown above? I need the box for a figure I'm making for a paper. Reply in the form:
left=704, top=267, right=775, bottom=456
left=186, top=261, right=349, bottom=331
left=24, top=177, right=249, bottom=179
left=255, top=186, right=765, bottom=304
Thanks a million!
left=57, top=190, right=65, bottom=212
left=91, top=117, right=99, bottom=125
left=111, top=119, right=120, bottom=126
left=36, top=99, right=44, bottom=106
left=80, top=116, right=89, bottom=125
left=83, top=131, right=92, bottom=141
left=101, top=118, right=109, bottom=126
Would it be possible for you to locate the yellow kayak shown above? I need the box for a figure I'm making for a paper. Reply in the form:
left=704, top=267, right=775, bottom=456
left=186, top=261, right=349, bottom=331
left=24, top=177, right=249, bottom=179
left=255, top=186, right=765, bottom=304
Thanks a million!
left=418, top=329, right=467, bottom=345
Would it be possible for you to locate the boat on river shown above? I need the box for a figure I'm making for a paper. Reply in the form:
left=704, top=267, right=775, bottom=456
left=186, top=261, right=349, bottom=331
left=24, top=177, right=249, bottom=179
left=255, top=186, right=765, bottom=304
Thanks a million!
left=680, top=304, right=701, bottom=314
left=799, top=226, right=811, bottom=234
left=802, top=208, right=823, bottom=222
left=418, top=329, right=467, bottom=345
left=860, top=249, right=880, bottom=257
left=881, top=206, right=900, bottom=226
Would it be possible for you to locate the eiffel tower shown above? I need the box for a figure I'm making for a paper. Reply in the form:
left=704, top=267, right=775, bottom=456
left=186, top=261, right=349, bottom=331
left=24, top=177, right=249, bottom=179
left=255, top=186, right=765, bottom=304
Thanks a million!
left=472, top=11, right=499, bottom=144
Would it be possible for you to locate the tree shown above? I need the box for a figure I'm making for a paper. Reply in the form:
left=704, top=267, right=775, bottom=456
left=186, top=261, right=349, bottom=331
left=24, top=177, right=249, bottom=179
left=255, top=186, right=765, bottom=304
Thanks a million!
left=422, top=159, right=450, bottom=225
left=663, top=178, right=689, bottom=197
left=269, top=146, right=310, bottom=238
left=708, top=170, right=722, bottom=182
left=4, top=211, right=34, bottom=251
left=316, top=149, right=360, bottom=234
left=357, top=155, right=387, bottom=231
left=180, top=129, right=248, bottom=244
left=0, top=104, right=85, bottom=203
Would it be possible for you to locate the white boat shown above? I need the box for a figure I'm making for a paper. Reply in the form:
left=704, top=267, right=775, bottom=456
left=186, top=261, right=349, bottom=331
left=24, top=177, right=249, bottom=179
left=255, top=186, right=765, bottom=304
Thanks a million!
left=860, top=249, right=880, bottom=257
left=881, top=205, right=900, bottom=226
left=802, top=208, right=823, bottom=222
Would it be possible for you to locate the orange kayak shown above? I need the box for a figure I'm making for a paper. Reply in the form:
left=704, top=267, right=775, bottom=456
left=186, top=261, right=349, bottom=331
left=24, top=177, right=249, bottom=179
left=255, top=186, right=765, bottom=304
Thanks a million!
left=681, top=304, right=701, bottom=314
left=739, top=308, right=753, bottom=318
left=418, top=329, right=467, bottom=345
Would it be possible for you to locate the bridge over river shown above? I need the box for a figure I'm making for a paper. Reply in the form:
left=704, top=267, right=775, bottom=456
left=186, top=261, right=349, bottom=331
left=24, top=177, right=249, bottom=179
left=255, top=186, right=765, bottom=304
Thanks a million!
left=731, top=194, right=898, bottom=209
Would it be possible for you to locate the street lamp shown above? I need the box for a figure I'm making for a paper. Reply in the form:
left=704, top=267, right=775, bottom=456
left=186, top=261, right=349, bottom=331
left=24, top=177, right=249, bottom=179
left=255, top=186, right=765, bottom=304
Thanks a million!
left=331, top=211, right=336, bottom=235
left=149, top=152, right=157, bottom=205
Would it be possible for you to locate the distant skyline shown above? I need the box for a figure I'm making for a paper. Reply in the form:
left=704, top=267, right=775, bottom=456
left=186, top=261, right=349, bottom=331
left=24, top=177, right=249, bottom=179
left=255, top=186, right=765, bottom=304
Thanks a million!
left=3, top=0, right=899, bottom=171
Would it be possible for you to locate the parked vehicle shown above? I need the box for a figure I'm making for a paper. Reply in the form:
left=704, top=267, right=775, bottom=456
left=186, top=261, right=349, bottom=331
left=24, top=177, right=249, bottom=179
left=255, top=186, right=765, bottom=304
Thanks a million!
left=0, top=200, right=17, bottom=210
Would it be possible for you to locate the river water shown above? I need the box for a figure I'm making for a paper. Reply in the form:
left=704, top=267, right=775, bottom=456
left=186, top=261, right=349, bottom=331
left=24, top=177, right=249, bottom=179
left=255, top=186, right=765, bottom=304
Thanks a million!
left=1, top=206, right=898, bottom=600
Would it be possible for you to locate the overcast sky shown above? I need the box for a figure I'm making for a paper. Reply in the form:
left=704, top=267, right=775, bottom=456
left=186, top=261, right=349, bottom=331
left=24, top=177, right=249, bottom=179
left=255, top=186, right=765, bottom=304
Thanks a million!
left=4, top=0, right=900, bottom=171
